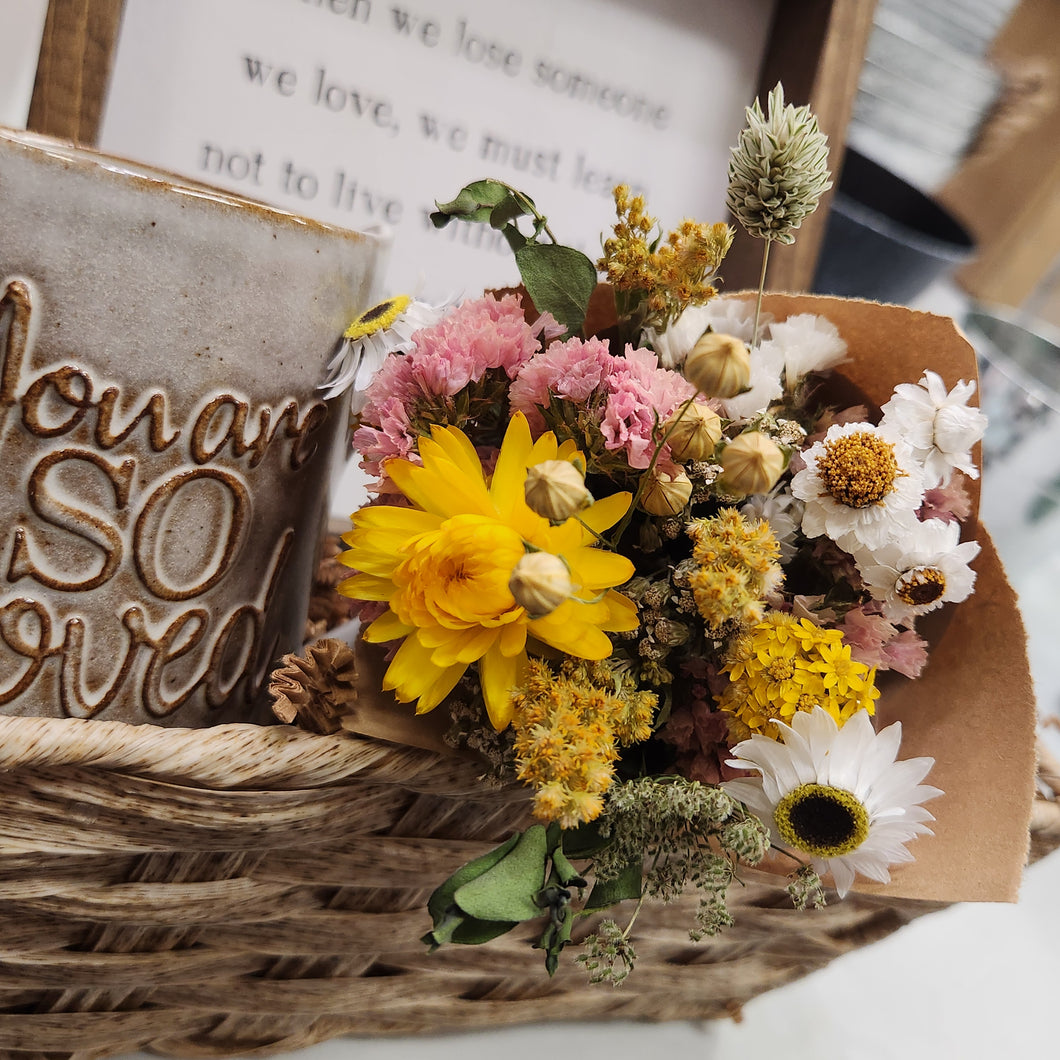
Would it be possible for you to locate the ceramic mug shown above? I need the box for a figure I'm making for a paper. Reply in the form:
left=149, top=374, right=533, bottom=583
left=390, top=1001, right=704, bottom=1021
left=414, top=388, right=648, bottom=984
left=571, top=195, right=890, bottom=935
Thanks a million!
left=0, top=127, right=383, bottom=726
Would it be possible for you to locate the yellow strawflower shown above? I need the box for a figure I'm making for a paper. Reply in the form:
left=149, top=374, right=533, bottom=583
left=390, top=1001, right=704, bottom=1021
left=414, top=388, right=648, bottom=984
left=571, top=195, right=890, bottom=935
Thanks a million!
left=338, top=413, right=638, bottom=729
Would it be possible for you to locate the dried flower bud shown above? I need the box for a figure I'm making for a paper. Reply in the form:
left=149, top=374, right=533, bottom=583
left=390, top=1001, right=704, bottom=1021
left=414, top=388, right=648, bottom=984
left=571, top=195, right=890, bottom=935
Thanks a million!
left=524, top=460, right=593, bottom=522
left=639, top=468, right=693, bottom=516
left=664, top=402, right=724, bottom=461
left=509, top=552, right=573, bottom=616
left=683, top=333, right=751, bottom=399
left=720, top=432, right=785, bottom=495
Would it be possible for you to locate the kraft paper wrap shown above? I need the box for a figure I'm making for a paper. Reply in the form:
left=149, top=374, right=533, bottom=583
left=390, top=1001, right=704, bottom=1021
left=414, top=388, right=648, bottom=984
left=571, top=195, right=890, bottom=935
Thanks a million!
left=345, top=294, right=1037, bottom=904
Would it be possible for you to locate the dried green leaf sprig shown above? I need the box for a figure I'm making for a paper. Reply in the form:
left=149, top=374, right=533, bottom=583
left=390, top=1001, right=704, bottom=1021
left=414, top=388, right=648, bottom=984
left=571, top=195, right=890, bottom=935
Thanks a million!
left=726, top=82, right=832, bottom=246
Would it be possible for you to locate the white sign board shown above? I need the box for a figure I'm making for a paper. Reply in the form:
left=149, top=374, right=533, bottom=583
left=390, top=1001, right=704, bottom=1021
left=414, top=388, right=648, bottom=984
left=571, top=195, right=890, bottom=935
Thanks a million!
left=99, top=0, right=775, bottom=301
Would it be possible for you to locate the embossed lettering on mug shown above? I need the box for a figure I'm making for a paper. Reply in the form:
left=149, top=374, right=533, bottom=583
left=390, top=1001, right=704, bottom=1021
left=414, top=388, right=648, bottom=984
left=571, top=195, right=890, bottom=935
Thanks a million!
left=0, top=279, right=330, bottom=720
left=0, top=130, right=380, bottom=725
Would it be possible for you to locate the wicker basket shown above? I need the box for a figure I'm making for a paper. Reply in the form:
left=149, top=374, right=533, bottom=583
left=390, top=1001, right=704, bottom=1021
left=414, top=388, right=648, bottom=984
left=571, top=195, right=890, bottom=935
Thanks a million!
left=0, top=710, right=965, bottom=1060
left=0, top=692, right=1052, bottom=1060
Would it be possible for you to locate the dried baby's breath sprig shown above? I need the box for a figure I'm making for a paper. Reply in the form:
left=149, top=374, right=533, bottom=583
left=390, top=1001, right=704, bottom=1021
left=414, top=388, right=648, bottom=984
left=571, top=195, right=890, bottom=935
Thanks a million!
left=270, top=638, right=358, bottom=735
left=577, top=917, right=638, bottom=986
left=787, top=865, right=827, bottom=911
left=595, top=776, right=769, bottom=905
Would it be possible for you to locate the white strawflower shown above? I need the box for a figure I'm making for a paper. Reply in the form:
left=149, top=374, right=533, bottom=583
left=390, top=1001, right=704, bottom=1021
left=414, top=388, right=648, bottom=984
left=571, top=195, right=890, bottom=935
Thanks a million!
left=741, top=486, right=805, bottom=562
left=768, top=313, right=848, bottom=386
left=725, top=707, right=941, bottom=898
left=719, top=341, right=785, bottom=421
left=847, top=517, right=981, bottom=624
left=646, top=296, right=766, bottom=369
left=727, top=83, right=833, bottom=245
left=791, top=422, right=925, bottom=550
left=880, top=371, right=988, bottom=486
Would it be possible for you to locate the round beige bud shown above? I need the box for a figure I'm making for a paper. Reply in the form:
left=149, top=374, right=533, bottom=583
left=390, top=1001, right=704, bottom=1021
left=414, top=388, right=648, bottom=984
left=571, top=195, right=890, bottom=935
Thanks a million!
left=720, top=431, right=785, bottom=496
left=664, top=403, right=724, bottom=461
left=508, top=552, right=574, bottom=616
left=524, top=460, right=593, bottom=522
left=639, top=468, right=693, bottom=516
left=683, top=332, right=751, bottom=399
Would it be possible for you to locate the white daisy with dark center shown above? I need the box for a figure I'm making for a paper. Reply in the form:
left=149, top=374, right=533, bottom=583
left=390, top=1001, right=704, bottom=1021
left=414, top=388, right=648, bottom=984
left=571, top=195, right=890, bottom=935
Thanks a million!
left=724, top=707, right=941, bottom=897
left=319, top=295, right=444, bottom=400
left=846, top=516, right=981, bottom=624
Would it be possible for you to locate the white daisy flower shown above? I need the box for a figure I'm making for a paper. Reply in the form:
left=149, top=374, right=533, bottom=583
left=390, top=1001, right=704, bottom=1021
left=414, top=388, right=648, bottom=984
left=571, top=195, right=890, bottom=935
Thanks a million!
left=790, top=422, right=925, bottom=550
left=318, top=294, right=444, bottom=400
left=767, top=313, right=848, bottom=387
left=846, top=517, right=981, bottom=625
left=724, top=707, right=941, bottom=897
left=645, top=296, right=766, bottom=369
left=879, top=370, right=987, bottom=487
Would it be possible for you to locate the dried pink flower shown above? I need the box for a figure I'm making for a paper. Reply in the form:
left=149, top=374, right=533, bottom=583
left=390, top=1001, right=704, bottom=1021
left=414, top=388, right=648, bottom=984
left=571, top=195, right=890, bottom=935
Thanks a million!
left=508, top=335, right=614, bottom=431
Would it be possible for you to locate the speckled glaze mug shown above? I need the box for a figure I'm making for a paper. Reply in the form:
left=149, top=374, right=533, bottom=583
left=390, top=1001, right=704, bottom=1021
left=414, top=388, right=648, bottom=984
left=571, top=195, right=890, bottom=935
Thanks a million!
left=0, top=127, right=383, bottom=726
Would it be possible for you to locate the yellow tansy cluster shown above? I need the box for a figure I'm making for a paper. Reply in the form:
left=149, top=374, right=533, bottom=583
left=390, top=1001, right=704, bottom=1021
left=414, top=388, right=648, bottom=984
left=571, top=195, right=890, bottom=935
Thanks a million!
left=718, top=613, right=879, bottom=738
left=687, top=509, right=783, bottom=632
left=511, top=659, right=657, bottom=829
left=599, top=185, right=734, bottom=330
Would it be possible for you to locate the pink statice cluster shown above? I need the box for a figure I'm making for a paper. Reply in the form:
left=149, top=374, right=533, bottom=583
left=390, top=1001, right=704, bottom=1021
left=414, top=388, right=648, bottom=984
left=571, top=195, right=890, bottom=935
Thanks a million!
left=354, top=293, right=554, bottom=479
left=510, top=337, right=697, bottom=470
left=840, top=603, right=928, bottom=679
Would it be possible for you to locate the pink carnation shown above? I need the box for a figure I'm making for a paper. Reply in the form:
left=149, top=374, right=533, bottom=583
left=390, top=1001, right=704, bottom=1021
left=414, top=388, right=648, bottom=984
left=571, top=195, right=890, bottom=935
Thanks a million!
left=600, top=346, right=696, bottom=469
left=407, top=293, right=540, bottom=394
left=353, top=396, right=415, bottom=480
left=508, top=336, right=615, bottom=431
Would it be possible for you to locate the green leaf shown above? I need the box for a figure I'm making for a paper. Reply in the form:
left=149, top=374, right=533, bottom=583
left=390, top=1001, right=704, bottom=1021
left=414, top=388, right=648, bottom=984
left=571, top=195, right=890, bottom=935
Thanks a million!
left=453, top=825, right=549, bottom=922
left=431, top=179, right=514, bottom=228
left=584, top=860, right=643, bottom=913
left=489, top=194, right=530, bottom=231
left=514, top=243, right=597, bottom=336
left=426, top=831, right=521, bottom=924
left=551, top=846, right=586, bottom=889
left=560, top=819, right=609, bottom=859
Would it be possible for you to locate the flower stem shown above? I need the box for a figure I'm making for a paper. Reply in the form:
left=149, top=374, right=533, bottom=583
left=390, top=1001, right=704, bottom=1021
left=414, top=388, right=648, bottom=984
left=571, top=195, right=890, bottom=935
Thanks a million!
left=751, top=237, right=772, bottom=350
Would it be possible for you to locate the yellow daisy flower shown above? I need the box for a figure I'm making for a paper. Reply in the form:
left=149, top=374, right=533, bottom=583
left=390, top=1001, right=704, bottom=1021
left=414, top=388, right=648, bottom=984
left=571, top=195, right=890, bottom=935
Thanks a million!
left=338, top=413, right=638, bottom=728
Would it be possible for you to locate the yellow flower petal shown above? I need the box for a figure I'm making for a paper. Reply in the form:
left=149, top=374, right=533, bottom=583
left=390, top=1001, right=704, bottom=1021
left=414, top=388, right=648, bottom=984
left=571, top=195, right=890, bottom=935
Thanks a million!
left=479, top=642, right=527, bottom=729
left=567, top=547, right=636, bottom=590
left=363, top=609, right=413, bottom=642
left=579, top=491, right=633, bottom=535
left=338, top=573, right=394, bottom=601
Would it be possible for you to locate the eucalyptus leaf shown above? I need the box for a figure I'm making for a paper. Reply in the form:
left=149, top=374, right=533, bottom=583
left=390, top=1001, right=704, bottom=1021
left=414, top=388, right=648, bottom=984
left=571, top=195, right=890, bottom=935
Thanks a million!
left=584, top=859, right=643, bottom=912
left=489, top=195, right=530, bottom=231
left=560, top=819, right=609, bottom=859
left=514, top=243, right=596, bottom=336
left=452, top=824, right=549, bottom=922
left=537, top=903, right=574, bottom=977
left=431, top=179, right=513, bottom=228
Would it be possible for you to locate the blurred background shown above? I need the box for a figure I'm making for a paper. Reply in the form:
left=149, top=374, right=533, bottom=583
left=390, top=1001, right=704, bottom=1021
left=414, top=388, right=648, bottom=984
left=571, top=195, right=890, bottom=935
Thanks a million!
left=4, top=1, right=1059, bottom=1057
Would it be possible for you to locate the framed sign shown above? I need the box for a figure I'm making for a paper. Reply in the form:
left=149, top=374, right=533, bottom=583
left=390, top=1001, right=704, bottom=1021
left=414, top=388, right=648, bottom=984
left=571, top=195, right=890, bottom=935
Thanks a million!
left=28, top=0, right=873, bottom=292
